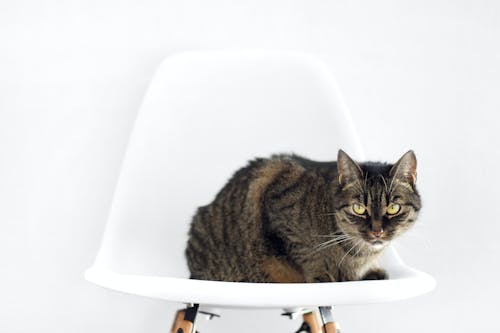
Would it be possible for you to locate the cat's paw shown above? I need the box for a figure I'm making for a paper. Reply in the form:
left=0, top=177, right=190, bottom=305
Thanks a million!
left=362, top=268, right=388, bottom=280
left=310, top=273, right=336, bottom=283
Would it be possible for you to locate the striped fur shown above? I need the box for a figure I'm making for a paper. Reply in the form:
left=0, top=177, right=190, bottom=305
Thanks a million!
left=185, top=150, right=421, bottom=283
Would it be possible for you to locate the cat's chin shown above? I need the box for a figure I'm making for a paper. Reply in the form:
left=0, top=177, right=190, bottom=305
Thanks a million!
left=368, top=240, right=388, bottom=251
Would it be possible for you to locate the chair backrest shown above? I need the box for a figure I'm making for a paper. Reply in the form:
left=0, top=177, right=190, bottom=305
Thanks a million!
left=92, top=50, right=366, bottom=278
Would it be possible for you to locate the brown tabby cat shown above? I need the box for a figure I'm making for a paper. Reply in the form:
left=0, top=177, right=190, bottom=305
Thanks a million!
left=185, top=150, right=421, bottom=283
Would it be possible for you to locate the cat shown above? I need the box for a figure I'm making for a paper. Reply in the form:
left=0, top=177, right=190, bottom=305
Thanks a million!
left=185, top=150, right=421, bottom=283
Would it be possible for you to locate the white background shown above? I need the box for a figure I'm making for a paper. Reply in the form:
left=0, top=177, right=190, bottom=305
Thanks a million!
left=1, top=0, right=499, bottom=332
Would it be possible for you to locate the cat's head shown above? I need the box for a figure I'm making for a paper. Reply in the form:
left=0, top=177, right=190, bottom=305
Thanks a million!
left=334, top=150, right=421, bottom=251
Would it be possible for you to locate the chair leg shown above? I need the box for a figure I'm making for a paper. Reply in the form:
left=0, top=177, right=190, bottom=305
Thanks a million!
left=318, top=306, right=339, bottom=333
left=299, top=307, right=340, bottom=333
left=170, top=304, right=339, bottom=333
left=170, top=304, right=199, bottom=333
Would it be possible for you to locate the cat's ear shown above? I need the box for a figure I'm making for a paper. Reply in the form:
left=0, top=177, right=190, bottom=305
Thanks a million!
left=390, top=150, right=417, bottom=184
left=337, top=149, right=363, bottom=187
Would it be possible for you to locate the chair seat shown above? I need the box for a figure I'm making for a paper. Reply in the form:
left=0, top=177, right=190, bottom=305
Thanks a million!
left=84, top=247, right=436, bottom=309
left=85, top=50, right=436, bottom=311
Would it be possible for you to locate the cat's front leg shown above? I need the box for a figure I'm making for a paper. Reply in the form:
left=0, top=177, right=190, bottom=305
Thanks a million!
left=296, top=253, right=337, bottom=283
left=361, top=267, right=388, bottom=280
left=308, top=272, right=336, bottom=283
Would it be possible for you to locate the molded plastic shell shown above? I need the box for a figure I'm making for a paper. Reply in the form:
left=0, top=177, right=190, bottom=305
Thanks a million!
left=85, top=50, right=436, bottom=309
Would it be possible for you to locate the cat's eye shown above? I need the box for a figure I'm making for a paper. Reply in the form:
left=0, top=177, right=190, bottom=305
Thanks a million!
left=352, top=203, right=366, bottom=215
left=386, top=203, right=401, bottom=215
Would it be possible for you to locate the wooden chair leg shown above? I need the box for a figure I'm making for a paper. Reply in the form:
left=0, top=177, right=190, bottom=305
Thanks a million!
left=302, top=310, right=322, bottom=333
left=170, top=304, right=199, bottom=333
left=300, top=307, right=339, bottom=333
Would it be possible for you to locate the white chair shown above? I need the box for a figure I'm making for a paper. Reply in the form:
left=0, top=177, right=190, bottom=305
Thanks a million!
left=85, top=50, right=435, bottom=332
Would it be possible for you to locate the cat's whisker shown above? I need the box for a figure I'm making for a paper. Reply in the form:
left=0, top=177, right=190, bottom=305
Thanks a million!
left=313, top=234, right=348, bottom=238
left=310, top=238, right=353, bottom=256
left=314, top=237, right=351, bottom=244
left=310, top=234, right=356, bottom=254
left=329, top=237, right=353, bottom=245
left=315, top=235, right=351, bottom=246
left=337, top=239, right=363, bottom=267
left=311, top=231, right=349, bottom=238
left=336, top=241, right=357, bottom=266
left=351, top=240, right=366, bottom=257
left=313, top=235, right=352, bottom=248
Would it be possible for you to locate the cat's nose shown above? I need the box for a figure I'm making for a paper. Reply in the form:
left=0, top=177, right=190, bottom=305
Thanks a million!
left=372, top=229, right=384, bottom=238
